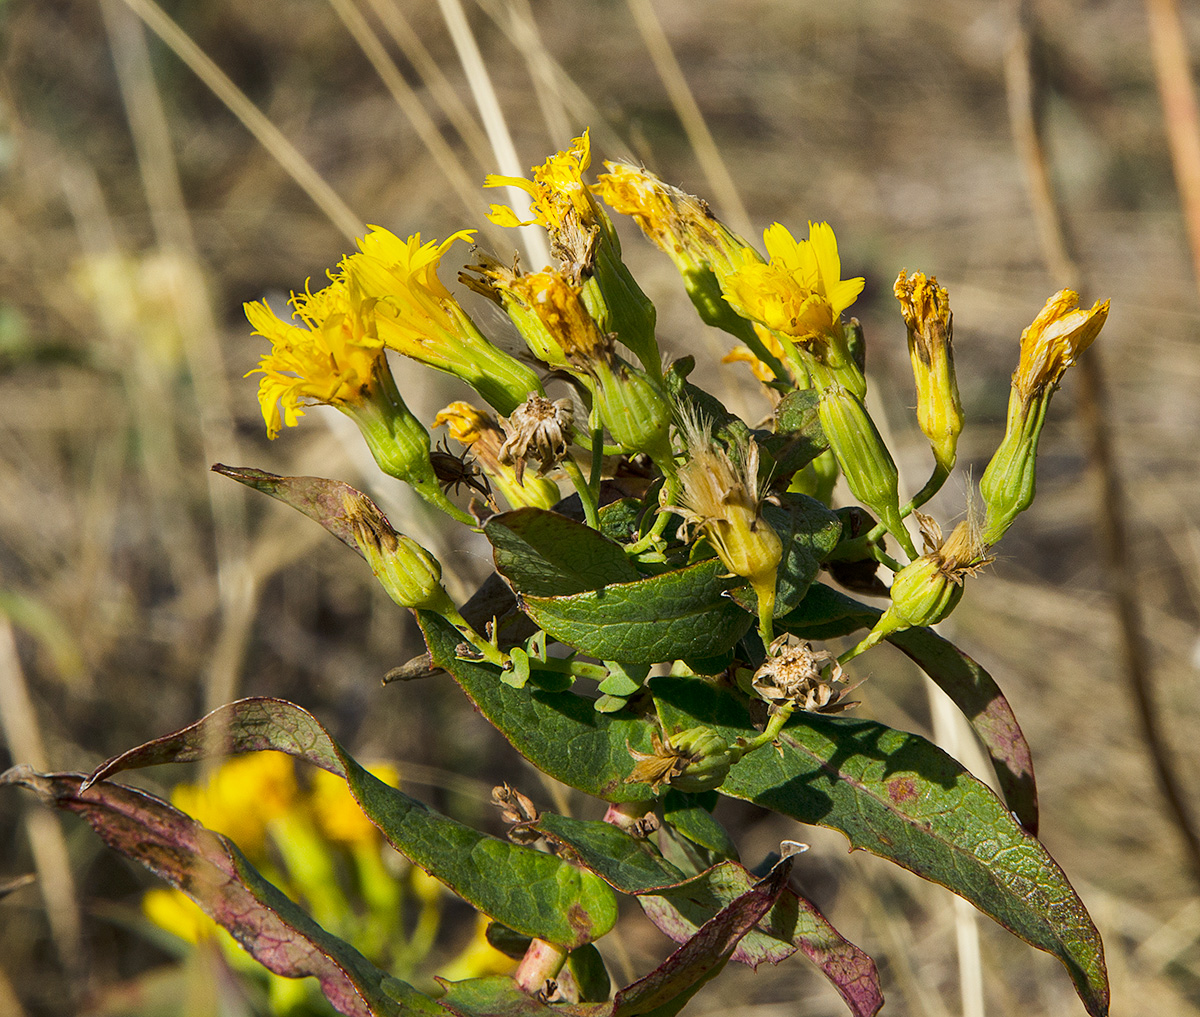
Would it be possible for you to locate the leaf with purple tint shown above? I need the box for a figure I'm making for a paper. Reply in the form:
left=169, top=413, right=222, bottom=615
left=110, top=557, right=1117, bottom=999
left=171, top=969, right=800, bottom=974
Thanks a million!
left=85, top=699, right=617, bottom=950
left=610, top=857, right=794, bottom=1017
left=536, top=814, right=883, bottom=1017
left=212, top=465, right=372, bottom=558
left=780, top=582, right=1039, bottom=832
left=1, top=766, right=437, bottom=1017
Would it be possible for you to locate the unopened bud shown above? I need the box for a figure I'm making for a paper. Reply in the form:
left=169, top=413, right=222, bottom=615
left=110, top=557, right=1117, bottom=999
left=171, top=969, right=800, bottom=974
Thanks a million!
left=594, top=359, right=674, bottom=469
left=344, top=491, right=454, bottom=613
left=817, top=386, right=916, bottom=559
left=667, top=727, right=736, bottom=794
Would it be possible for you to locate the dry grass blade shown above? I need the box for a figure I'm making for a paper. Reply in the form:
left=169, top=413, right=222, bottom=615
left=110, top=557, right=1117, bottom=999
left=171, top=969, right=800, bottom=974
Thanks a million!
left=326, top=0, right=486, bottom=223
left=624, top=0, right=752, bottom=238
left=115, top=0, right=363, bottom=241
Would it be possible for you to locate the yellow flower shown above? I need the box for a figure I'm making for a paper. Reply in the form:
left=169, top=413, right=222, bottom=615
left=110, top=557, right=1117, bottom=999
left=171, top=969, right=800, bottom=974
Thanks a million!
left=1013, top=290, right=1109, bottom=407
left=485, top=131, right=597, bottom=238
left=349, top=227, right=541, bottom=414
left=722, top=326, right=788, bottom=385
left=594, top=162, right=759, bottom=281
left=894, top=270, right=963, bottom=474
left=309, top=763, right=399, bottom=846
left=724, top=222, right=864, bottom=345
left=245, top=271, right=385, bottom=439
left=170, top=753, right=298, bottom=858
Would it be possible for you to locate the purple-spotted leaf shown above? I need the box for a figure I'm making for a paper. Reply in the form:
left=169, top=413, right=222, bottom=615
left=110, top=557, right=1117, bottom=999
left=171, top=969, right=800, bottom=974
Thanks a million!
left=85, top=699, right=617, bottom=950
left=780, top=582, right=1039, bottom=832
left=1, top=766, right=437, bottom=1017
left=536, top=814, right=882, bottom=1017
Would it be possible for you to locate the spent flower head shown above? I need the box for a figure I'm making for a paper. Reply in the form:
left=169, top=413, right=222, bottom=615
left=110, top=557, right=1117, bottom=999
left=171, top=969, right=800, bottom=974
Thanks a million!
left=498, top=394, right=576, bottom=485
left=751, top=636, right=858, bottom=713
left=433, top=400, right=561, bottom=510
left=669, top=412, right=782, bottom=637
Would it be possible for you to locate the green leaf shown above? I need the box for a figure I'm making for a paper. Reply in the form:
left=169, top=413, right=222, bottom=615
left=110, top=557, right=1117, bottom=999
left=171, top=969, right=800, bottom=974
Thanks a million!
left=650, top=678, right=1108, bottom=1017
left=1, top=767, right=438, bottom=1017
left=418, top=613, right=659, bottom=802
left=762, top=389, right=828, bottom=477
left=485, top=508, right=639, bottom=596
left=779, top=583, right=1039, bottom=833
left=661, top=790, right=738, bottom=860
left=535, top=815, right=882, bottom=1017
left=85, top=699, right=618, bottom=950
left=521, top=558, right=752, bottom=664
left=730, top=494, right=841, bottom=617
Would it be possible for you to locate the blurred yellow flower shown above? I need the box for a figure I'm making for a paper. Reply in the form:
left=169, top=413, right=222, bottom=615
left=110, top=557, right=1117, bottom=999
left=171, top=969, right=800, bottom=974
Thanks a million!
left=309, top=763, right=400, bottom=846
left=724, top=222, right=864, bottom=344
left=143, top=887, right=214, bottom=945
left=170, top=752, right=298, bottom=858
left=245, top=270, right=384, bottom=439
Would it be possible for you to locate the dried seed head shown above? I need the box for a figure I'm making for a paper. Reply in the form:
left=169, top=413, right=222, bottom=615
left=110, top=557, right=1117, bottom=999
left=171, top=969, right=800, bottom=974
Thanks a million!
left=498, top=395, right=575, bottom=483
left=751, top=636, right=859, bottom=713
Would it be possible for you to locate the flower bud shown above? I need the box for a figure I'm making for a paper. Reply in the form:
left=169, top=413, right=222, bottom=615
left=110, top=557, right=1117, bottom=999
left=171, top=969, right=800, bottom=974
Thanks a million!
left=593, top=359, right=674, bottom=470
left=817, top=386, right=916, bottom=559
left=626, top=727, right=738, bottom=794
left=666, top=728, right=736, bottom=794
left=342, top=489, right=455, bottom=613
left=894, top=271, right=962, bottom=474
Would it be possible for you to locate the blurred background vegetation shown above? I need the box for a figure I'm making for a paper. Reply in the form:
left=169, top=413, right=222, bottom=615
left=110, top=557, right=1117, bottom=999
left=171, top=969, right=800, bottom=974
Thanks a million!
left=1, top=0, right=1199, bottom=1014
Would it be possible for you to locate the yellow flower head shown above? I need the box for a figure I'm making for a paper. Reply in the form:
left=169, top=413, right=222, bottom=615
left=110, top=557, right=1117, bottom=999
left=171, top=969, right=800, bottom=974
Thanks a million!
left=507, top=269, right=613, bottom=372
left=349, top=228, right=473, bottom=362
left=245, top=271, right=385, bottom=439
left=170, top=752, right=299, bottom=858
left=309, top=763, right=399, bottom=846
left=724, top=222, right=865, bottom=344
left=143, top=887, right=215, bottom=944
left=594, top=162, right=759, bottom=279
left=485, top=131, right=597, bottom=239
left=1013, top=290, right=1109, bottom=406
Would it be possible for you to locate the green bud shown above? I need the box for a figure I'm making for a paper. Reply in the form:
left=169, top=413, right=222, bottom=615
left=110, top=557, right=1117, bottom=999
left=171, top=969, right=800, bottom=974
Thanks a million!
left=343, top=491, right=456, bottom=613
left=817, top=386, right=917, bottom=558
left=979, top=390, right=1046, bottom=545
left=594, top=359, right=674, bottom=470
left=667, top=727, right=737, bottom=794
left=884, top=555, right=964, bottom=630
left=583, top=239, right=661, bottom=379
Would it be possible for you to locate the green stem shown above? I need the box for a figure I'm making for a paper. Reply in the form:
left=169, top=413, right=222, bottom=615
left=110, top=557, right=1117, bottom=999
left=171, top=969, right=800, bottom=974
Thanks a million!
left=563, top=455, right=600, bottom=529
left=624, top=472, right=679, bottom=555
left=441, top=605, right=509, bottom=667
left=531, top=657, right=610, bottom=681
